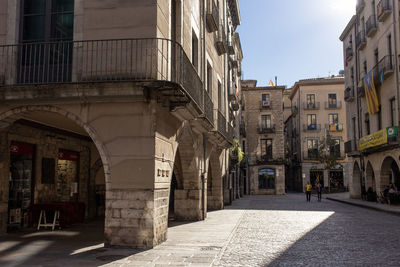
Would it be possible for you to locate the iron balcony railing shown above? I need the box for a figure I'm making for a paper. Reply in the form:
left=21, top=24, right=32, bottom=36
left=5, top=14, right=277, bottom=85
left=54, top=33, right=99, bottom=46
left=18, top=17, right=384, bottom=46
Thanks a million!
left=377, top=0, right=392, bottom=22
left=260, top=100, right=272, bottom=109
left=325, top=101, right=342, bottom=109
left=303, top=102, right=320, bottom=110
left=258, top=124, right=276, bottom=134
left=227, top=124, right=234, bottom=143
left=366, top=15, right=377, bottom=37
left=303, top=150, right=319, bottom=160
left=345, top=139, right=359, bottom=154
left=345, top=86, right=355, bottom=102
left=378, top=55, right=394, bottom=77
left=204, top=91, right=214, bottom=126
left=215, top=23, right=227, bottom=55
left=0, top=38, right=205, bottom=111
left=303, top=124, right=321, bottom=132
left=217, top=110, right=227, bottom=137
left=239, top=121, right=246, bottom=137
left=356, top=31, right=366, bottom=50
left=206, top=0, right=219, bottom=32
left=346, top=46, right=353, bottom=61
left=325, top=123, right=344, bottom=132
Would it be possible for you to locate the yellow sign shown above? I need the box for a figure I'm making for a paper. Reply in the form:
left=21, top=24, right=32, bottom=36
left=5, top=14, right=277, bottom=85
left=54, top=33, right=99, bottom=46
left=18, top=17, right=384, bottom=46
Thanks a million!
left=359, top=128, right=387, bottom=151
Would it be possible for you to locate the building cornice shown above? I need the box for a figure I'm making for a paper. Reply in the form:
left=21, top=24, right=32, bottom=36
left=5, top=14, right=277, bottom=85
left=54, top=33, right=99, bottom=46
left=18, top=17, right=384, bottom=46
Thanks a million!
left=339, top=15, right=356, bottom=41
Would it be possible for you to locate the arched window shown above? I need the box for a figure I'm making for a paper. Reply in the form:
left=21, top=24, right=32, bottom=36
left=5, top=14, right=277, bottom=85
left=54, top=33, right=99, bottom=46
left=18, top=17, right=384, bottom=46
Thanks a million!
left=258, top=168, right=275, bottom=189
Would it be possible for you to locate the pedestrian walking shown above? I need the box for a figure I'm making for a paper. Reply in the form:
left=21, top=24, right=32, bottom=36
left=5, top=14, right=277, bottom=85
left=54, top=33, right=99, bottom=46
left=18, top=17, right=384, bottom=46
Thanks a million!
left=316, top=182, right=322, bottom=202
left=305, top=181, right=312, bottom=202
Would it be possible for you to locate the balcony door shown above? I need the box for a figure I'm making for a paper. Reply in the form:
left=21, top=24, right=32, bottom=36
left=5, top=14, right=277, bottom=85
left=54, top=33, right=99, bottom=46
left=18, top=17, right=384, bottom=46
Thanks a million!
left=261, top=114, right=272, bottom=129
left=19, top=0, right=74, bottom=84
left=306, top=94, right=315, bottom=108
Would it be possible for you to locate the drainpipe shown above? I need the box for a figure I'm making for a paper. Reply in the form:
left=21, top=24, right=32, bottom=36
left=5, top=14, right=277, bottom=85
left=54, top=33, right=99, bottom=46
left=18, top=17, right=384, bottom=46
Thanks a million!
left=201, top=0, right=206, bottom=220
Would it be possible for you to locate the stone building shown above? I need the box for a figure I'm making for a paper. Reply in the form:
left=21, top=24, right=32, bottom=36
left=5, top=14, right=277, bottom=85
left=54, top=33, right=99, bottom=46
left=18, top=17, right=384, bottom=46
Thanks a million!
left=0, top=0, right=242, bottom=249
left=287, top=77, right=349, bottom=192
left=340, top=0, right=400, bottom=199
left=241, top=80, right=285, bottom=195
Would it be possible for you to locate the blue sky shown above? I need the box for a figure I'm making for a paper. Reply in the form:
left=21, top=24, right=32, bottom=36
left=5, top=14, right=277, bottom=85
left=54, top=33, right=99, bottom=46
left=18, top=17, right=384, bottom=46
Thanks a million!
left=237, top=0, right=356, bottom=88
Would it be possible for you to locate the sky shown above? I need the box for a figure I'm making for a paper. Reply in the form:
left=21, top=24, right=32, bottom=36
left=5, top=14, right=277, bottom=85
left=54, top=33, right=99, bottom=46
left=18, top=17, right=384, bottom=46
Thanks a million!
left=237, top=0, right=356, bottom=88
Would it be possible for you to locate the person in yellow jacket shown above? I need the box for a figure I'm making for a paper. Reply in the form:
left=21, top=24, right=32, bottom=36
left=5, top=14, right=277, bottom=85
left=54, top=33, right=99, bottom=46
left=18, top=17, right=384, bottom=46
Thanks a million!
left=305, top=181, right=312, bottom=202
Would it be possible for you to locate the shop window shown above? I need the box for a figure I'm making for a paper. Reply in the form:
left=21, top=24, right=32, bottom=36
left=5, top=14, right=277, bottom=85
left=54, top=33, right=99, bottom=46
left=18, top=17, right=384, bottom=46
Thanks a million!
left=8, top=142, right=35, bottom=230
left=57, top=149, right=79, bottom=202
left=258, top=168, right=275, bottom=189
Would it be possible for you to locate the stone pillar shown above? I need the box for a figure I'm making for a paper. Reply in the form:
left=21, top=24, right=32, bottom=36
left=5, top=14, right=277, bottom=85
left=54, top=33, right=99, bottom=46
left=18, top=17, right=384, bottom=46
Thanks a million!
left=208, top=149, right=224, bottom=210
left=0, top=132, right=9, bottom=235
left=174, top=188, right=203, bottom=220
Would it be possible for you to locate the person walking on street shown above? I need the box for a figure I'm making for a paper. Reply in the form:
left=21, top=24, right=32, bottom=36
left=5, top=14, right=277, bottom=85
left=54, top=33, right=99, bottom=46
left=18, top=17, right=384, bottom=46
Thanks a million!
left=305, top=181, right=312, bottom=202
left=316, top=182, right=322, bottom=202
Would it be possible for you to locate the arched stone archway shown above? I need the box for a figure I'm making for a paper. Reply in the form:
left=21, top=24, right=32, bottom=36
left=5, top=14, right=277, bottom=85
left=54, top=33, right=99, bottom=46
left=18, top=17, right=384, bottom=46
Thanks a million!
left=366, top=161, right=376, bottom=192
left=0, top=105, right=111, bottom=237
left=380, top=157, right=400, bottom=193
left=351, top=161, right=362, bottom=199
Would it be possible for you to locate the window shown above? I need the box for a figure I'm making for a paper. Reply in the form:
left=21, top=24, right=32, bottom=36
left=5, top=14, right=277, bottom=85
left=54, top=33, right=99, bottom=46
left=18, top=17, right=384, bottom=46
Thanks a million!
left=192, top=30, right=199, bottom=71
left=307, top=139, right=318, bottom=159
left=307, top=114, right=317, bottom=130
left=261, top=139, right=273, bottom=158
left=328, top=94, right=337, bottom=108
left=374, top=49, right=379, bottom=66
left=261, top=115, right=272, bottom=129
left=391, top=98, right=396, bottom=126
left=365, top=113, right=370, bottom=135
left=218, top=80, right=222, bottom=111
left=330, top=139, right=341, bottom=157
left=306, top=94, right=315, bottom=108
left=242, top=140, right=246, bottom=154
left=22, top=0, right=74, bottom=42
left=328, top=113, right=339, bottom=124
left=388, top=34, right=393, bottom=62
left=258, top=168, right=275, bottom=189
left=207, top=62, right=212, bottom=97
left=378, top=106, right=382, bottom=130
left=352, top=117, right=357, bottom=140
left=363, top=61, right=367, bottom=75
left=262, top=94, right=271, bottom=107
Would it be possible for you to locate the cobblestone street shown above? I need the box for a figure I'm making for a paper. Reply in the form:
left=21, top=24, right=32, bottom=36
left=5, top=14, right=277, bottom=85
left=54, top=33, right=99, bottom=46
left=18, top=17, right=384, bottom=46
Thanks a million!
left=2, top=194, right=400, bottom=266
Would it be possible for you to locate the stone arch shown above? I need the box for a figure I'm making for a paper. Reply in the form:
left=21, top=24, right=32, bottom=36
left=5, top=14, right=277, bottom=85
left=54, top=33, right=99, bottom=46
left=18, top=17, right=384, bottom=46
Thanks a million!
left=351, top=161, right=362, bottom=199
left=366, top=161, right=376, bottom=192
left=0, top=105, right=111, bottom=188
left=172, top=123, right=204, bottom=221
left=380, top=156, right=400, bottom=192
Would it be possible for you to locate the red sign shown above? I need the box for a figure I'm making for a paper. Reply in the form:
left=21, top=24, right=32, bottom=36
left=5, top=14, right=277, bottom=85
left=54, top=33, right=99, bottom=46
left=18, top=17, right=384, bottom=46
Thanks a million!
left=58, top=150, right=79, bottom=161
left=10, top=141, right=34, bottom=156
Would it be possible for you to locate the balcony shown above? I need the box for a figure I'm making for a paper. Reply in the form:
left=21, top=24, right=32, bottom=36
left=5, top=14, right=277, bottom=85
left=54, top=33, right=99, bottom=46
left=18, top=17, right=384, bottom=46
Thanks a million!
left=257, top=154, right=285, bottom=164
left=325, top=101, right=342, bottom=109
left=292, top=106, right=298, bottom=116
left=356, top=32, right=366, bottom=50
left=303, top=102, right=320, bottom=110
left=217, top=109, right=227, bottom=138
left=345, top=86, right=355, bottom=102
left=206, top=0, right=219, bottom=32
left=258, top=125, right=276, bottom=134
left=303, top=124, right=321, bottom=132
left=215, top=24, right=227, bottom=55
left=366, top=15, right=377, bottom=37
left=359, top=126, right=399, bottom=153
left=228, top=39, right=235, bottom=55
left=345, top=139, right=359, bottom=155
left=326, top=123, right=344, bottom=132
left=0, top=38, right=208, bottom=113
left=204, top=92, right=214, bottom=125
left=346, top=46, right=353, bottom=62
left=260, top=100, right=272, bottom=110
left=377, top=0, right=392, bottom=22
left=378, top=55, right=394, bottom=78
left=303, top=151, right=319, bottom=161
left=356, top=0, right=365, bottom=13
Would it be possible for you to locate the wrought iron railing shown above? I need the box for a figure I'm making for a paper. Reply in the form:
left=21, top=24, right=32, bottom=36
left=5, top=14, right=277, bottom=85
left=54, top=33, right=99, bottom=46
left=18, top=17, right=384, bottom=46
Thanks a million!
left=303, top=102, right=320, bottom=110
left=303, top=124, right=321, bottom=132
left=0, top=38, right=204, bottom=110
left=258, top=125, right=275, bottom=134
left=378, top=55, right=394, bottom=76
left=324, top=101, right=342, bottom=109
left=218, top=110, right=227, bottom=137
left=204, top=91, right=214, bottom=125
left=366, top=15, right=377, bottom=37
left=345, top=139, right=359, bottom=154
left=377, top=0, right=391, bottom=21
left=356, top=31, right=366, bottom=50
left=325, top=123, right=344, bottom=132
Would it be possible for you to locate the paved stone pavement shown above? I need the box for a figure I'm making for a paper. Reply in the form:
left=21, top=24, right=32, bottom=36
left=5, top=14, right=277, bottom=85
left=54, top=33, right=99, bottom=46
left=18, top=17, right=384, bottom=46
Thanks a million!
left=2, top=194, right=400, bottom=266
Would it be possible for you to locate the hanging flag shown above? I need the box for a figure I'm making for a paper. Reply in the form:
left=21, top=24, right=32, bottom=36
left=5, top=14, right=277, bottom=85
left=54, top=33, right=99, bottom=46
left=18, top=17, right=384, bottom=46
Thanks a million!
left=380, top=70, right=384, bottom=85
left=364, top=69, right=380, bottom=114
left=358, top=78, right=363, bottom=88
left=269, top=80, right=274, bottom=86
